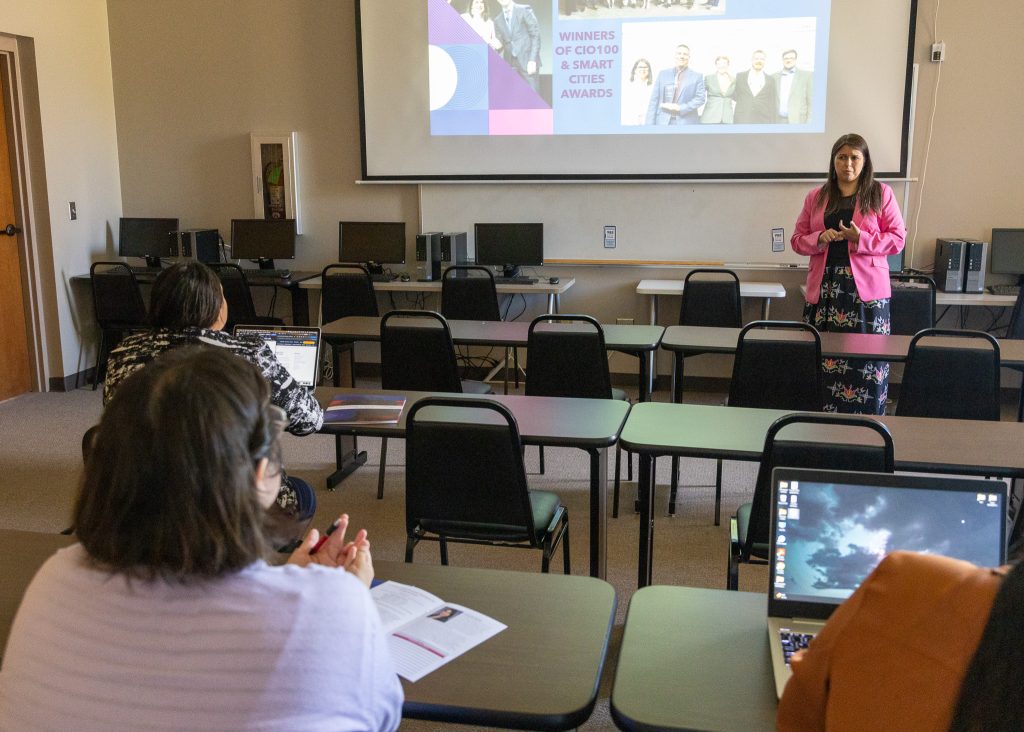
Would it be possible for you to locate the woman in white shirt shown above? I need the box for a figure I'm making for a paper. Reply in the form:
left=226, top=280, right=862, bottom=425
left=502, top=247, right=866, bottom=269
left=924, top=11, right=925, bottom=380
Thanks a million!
left=0, top=347, right=403, bottom=731
left=462, top=0, right=502, bottom=51
left=622, top=57, right=653, bottom=125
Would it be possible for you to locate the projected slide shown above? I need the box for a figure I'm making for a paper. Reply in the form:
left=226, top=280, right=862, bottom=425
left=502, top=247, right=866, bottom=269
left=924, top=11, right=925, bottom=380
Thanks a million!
left=429, top=0, right=828, bottom=136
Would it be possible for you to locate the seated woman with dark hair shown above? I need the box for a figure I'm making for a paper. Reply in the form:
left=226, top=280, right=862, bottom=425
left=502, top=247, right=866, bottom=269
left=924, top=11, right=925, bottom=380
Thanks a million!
left=0, top=348, right=402, bottom=729
left=103, top=261, right=323, bottom=520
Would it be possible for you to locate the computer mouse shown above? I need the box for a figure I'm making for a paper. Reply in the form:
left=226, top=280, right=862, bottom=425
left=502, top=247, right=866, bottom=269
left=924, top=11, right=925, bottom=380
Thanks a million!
left=400, top=273, right=411, bottom=282
left=549, top=276, right=560, bottom=285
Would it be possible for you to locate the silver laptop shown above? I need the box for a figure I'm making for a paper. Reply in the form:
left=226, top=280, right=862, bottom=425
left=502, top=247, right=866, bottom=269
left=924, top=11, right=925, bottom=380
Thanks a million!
left=233, top=325, right=321, bottom=388
left=767, top=468, right=1007, bottom=698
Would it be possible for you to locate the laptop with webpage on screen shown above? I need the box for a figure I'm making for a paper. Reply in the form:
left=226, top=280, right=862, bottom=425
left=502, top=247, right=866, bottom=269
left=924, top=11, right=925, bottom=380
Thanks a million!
left=233, top=325, right=321, bottom=388
left=767, top=468, right=1007, bottom=698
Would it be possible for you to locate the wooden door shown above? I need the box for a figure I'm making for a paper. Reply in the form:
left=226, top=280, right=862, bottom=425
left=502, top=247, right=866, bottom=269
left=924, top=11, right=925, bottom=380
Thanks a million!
left=0, top=73, right=32, bottom=400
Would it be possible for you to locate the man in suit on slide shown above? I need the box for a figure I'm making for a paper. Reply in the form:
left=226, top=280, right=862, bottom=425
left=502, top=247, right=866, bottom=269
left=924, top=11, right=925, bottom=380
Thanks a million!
left=732, top=49, right=778, bottom=124
left=646, top=44, right=706, bottom=125
left=773, top=49, right=813, bottom=124
left=494, top=0, right=541, bottom=91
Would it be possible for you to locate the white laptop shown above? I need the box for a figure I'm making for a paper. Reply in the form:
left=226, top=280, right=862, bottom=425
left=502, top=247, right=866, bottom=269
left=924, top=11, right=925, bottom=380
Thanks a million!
left=233, top=325, right=321, bottom=388
left=767, top=468, right=1007, bottom=698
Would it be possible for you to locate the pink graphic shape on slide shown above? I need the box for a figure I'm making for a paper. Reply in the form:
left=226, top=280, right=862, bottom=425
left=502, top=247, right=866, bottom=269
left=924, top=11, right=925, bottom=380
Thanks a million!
left=489, top=109, right=554, bottom=136
left=428, top=0, right=481, bottom=45
left=487, top=53, right=549, bottom=110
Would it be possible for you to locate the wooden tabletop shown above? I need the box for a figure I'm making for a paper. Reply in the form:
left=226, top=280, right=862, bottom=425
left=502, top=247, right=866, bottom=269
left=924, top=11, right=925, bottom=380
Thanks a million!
left=300, top=276, right=577, bottom=295
left=377, top=561, right=615, bottom=729
left=321, top=316, right=665, bottom=352
left=611, top=586, right=776, bottom=731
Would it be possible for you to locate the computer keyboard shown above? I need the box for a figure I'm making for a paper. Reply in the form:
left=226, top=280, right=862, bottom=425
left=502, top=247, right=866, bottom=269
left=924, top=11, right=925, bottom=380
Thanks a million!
left=248, top=269, right=292, bottom=279
left=493, top=276, right=539, bottom=284
left=129, top=266, right=163, bottom=275
left=779, top=630, right=816, bottom=666
left=370, top=273, right=395, bottom=283
left=987, top=284, right=1021, bottom=297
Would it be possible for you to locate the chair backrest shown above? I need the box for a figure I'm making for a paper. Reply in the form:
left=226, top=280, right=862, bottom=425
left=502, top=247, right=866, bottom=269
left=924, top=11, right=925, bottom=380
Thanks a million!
left=207, top=262, right=257, bottom=327
left=679, top=268, right=743, bottom=328
left=525, top=314, right=612, bottom=400
left=1007, top=287, right=1024, bottom=340
left=729, top=321, right=823, bottom=411
left=895, top=328, right=1001, bottom=421
left=321, top=263, right=379, bottom=324
left=405, top=397, right=538, bottom=544
left=889, top=274, right=936, bottom=335
left=743, top=413, right=895, bottom=560
left=89, top=262, right=147, bottom=328
left=441, top=266, right=501, bottom=322
left=380, top=310, right=462, bottom=392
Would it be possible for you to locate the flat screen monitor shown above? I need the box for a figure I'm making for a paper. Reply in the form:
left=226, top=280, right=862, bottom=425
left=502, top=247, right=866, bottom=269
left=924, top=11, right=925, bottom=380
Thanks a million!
left=231, top=219, right=296, bottom=269
left=474, top=223, right=544, bottom=279
left=338, top=222, right=406, bottom=267
left=118, top=217, right=179, bottom=268
left=989, top=229, right=1024, bottom=281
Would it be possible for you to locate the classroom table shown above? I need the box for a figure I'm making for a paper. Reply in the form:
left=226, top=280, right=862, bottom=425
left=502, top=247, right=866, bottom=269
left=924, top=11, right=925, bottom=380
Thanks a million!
left=321, top=316, right=666, bottom=401
left=801, top=283, right=1018, bottom=308
left=620, top=402, right=1024, bottom=587
left=611, top=585, right=776, bottom=732
left=300, top=275, right=576, bottom=316
left=378, top=560, right=615, bottom=729
left=636, top=278, right=788, bottom=323
left=70, top=268, right=319, bottom=325
left=0, top=530, right=616, bottom=730
left=316, top=387, right=630, bottom=580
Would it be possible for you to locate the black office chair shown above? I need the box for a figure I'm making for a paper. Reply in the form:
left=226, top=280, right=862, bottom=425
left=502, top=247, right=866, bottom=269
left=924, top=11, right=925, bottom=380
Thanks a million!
left=377, top=310, right=493, bottom=499
left=441, top=265, right=520, bottom=389
left=405, top=396, right=570, bottom=573
left=895, top=328, right=1001, bottom=421
left=89, top=262, right=148, bottom=389
left=889, top=274, right=936, bottom=335
left=1004, top=289, right=1024, bottom=422
left=668, top=269, right=744, bottom=514
left=208, top=263, right=285, bottom=331
left=727, top=413, right=895, bottom=590
left=694, top=321, right=823, bottom=525
left=525, top=314, right=631, bottom=517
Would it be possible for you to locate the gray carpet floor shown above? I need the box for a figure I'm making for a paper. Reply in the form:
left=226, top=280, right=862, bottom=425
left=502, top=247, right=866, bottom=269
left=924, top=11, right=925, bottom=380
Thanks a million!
left=0, top=383, right=769, bottom=730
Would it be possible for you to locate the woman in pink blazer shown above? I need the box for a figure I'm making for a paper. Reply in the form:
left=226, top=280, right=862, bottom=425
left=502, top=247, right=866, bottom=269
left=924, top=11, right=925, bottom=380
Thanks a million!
left=791, top=133, right=906, bottom=414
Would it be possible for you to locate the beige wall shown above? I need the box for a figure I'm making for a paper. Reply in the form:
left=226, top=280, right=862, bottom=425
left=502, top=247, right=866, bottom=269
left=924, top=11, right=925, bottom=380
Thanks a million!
left=99, top=0, right=1024, bottom=382
left=1, top=0, right=122, bottom=383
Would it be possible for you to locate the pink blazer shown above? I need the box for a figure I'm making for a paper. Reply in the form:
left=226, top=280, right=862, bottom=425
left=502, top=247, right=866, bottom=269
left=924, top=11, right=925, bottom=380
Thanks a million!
left=791, top=182, right=906, bottom=304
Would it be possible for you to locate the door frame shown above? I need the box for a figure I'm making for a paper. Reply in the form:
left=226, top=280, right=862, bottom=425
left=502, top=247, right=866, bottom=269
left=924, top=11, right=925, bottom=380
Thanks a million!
left=0, top=35, right=48, bottom=392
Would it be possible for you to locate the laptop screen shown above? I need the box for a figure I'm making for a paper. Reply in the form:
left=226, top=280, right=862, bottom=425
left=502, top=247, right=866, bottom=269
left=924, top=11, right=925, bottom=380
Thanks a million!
left=770, top=469, right=1006, bottom=614
left=234, top=326, right=321, bottom=388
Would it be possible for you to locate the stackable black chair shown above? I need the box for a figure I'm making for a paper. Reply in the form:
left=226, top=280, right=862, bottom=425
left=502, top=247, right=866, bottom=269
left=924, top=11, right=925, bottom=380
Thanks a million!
left=525, top=314, right=631, bottom=517
left=89, top=262, right=148, bottom=389
left=208, top=263, right=284, bottom=331
left=441, top=265, right=519, bottom=389
left=697, top=321, right=823, bottom=525
left=377, top=310, right=492, bottom=499
left=668, top=269, right=744, bottom=513
left=895, top=328, right=1000, bottom=422
left=320, top=263, right=378, bottom=384
left=728, top=413, right=895, bottom=590
left=889, top=274, right=936, bottom=335
left=1005, top=288, right=1024, bottom=422
left=405, top=397, right=570, bottom=573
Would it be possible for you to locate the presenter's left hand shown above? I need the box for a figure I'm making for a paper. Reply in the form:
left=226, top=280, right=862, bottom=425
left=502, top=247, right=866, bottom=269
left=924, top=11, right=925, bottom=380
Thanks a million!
left=838, top=219, right=861, bottom=248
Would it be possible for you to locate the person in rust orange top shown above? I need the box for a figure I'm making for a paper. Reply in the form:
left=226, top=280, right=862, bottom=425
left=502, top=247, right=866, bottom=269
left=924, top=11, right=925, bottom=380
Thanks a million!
left=777, top=551, right=1008, bottom=731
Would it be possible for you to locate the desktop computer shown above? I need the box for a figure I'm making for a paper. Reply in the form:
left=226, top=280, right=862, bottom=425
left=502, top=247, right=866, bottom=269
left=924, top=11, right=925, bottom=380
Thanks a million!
left=440, top=232, right=468, bottom=268
left=415, top=232, right=442, bottom=281
left=934, top=238, right=966, bottom=292
left=179, top=229, right=220, bottom=263
left=962, top=239, right=988, bottom=293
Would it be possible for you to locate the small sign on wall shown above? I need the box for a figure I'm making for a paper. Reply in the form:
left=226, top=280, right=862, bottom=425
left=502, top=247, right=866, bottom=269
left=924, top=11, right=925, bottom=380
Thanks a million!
left=771, top=227, right=785, bottom=253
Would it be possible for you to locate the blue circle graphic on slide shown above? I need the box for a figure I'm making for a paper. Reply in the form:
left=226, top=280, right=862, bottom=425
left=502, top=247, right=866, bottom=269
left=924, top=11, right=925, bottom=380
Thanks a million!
left=429, top=44, right=489, bottom=112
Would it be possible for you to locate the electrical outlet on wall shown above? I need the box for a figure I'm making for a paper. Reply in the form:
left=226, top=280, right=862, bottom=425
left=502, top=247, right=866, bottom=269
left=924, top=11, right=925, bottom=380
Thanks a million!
left=69, top=202, right=77, bottom=221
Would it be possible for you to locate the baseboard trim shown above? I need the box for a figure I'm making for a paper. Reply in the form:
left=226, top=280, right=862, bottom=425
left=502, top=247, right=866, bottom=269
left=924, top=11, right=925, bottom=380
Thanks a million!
left=49, top=368, right=94, bottom=392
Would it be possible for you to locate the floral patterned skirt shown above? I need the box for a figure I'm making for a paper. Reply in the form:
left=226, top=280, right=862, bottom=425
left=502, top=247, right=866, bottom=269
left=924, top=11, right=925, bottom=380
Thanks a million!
left=803, top=266, right=891, bottom=415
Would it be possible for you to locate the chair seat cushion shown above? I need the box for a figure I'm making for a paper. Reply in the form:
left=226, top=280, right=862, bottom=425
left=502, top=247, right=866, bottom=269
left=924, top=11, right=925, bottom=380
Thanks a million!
left=420, top=490, right=563, bottom=544
left=736, top=502, right=770, bottom=560
left=611, top=386, right=628, bottom=402
left=461, top=379, right=494, bottom=395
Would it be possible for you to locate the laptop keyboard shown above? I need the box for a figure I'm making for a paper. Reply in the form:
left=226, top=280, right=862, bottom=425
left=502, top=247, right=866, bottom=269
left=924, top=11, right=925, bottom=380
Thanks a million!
left=779, top=630, right=816, bottom=665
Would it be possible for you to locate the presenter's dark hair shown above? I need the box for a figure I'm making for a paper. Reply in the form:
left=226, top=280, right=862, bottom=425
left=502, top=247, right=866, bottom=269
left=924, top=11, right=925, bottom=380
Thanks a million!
left=815, top=133, right=882, bottom=216
left=630, top=58, right=652, bottom=84
left=74, top=347, right=281, bottom=580
left=149, top=261, right=223, bottom=330
left=948, top=560, right=1024, bottom=732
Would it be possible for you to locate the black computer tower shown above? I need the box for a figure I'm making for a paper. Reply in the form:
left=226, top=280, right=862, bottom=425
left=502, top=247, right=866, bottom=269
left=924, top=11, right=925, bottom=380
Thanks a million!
left=934, top=239, right=966, bottom=292
left=179, top=229, right=220, bottom=263
left=440, top=232, right=468, bottom=266
left=415, top=232, right=442, bottom=281
left=962, top=239, right=988, bottom=293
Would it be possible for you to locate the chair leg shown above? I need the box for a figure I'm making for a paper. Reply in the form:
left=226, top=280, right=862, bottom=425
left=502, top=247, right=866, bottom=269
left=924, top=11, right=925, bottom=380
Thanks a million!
left=715, top=459, right=723, bottom=526
left=668, top=456, right=679, bottom=515
left=627, top=451, right=633, bottom=481
left=539, top=445, right=545, bottom=475
left=562, top=515, right=571, bottom=574
left=439, top=537, right=449, bottom=566
left=513, top=347, right=520, bottom=389
left=404, top=536, right=416, bottom=563
left=727, top=551, right=739, bottom=591
left=613, top=446, right=622, bottom=519
left=377, top=437, right=388, bottom=499
left=92, top=330, right=107, bottom=390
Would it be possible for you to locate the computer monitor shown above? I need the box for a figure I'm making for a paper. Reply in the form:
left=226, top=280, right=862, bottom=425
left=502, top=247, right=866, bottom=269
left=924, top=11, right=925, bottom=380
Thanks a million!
left=231, top=219, right=296, bottom=270
left=474, top=223, right=544, bottom=279
left=989, top=228, right=1024, bottom=285
left=118, top=217, right=179, bottom=268
left=338, top=222, right=406, bottom=272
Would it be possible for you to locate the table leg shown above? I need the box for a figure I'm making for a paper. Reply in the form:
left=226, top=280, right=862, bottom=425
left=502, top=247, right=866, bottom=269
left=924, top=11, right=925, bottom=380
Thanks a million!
left=587, top=447, right=609, bottom=579
left=323, top=340, right=367, bottom=490
left=649, top=294, right=658, bottom=325
left=762, top=297, right=771, bottom=320
left=638, top=352, right=648, bottom=402
left=289, top=285, right=311, bottom=326
left=637, top=453, right=655, bottom=588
